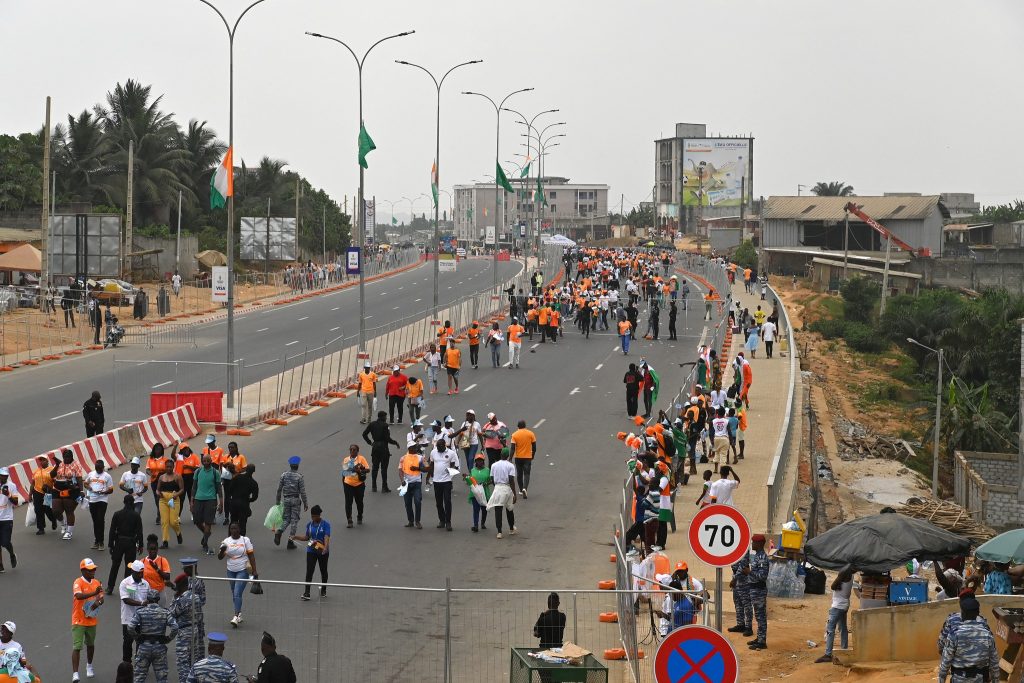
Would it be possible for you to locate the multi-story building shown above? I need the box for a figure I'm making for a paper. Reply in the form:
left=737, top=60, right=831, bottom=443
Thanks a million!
left=453, top=177, right=610, bottom=246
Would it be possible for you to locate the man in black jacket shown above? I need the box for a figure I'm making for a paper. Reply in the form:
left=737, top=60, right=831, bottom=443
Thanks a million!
left=362, top=411, right=399, bottom=493
left=83, top=390, right=104, bottom=437
left=247, top=632, right=295, bottom=683
left=106, top=494, right=144, bottom=593
left=228, top=465, right=259, bottom=536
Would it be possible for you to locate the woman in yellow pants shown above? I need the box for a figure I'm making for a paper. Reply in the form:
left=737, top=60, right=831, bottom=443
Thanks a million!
left=154, top=460, right=184, bottom=547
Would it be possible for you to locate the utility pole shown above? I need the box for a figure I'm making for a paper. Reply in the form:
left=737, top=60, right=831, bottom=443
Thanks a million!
left=879, top=234, right=892, bottom=316
left=295, top=177, right=301, bottom=258
left=843, top=213, right=850, bottom=279
left=322, top=204, right=327, bottom=264
left=40, top=96, right=51, bottom=303
left=933, top=347, right=943, bottom=497
left=124, top=139, right=134, bottom=280
left=176, top=190, right=182, bottom=275
left=265, top=197, right=271, bottom=276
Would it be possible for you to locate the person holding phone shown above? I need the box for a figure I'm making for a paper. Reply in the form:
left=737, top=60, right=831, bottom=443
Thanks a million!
left=218, top=522, right=257, bottom=627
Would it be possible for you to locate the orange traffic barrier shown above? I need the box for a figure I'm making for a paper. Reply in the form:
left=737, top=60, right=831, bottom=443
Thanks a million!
left=288, top=408, right=310, bottom=416
left=265, top=418, right=288, bottom=426
left=0, top=366, right=13, bottom=372
left=609, top=554, right=617, bottom=563
left=326, top=391, right=349, bottom=399
left=603, top=648, right=626, bottom=661
left=22, top=359, right=39, bottom=365
left=599, top=612, right=618, bottom=623
left=225, top=429, right=252, bottom=437
left=597, top=579, right=615, bottom=590
left=310, top=400, right=329, bottom=407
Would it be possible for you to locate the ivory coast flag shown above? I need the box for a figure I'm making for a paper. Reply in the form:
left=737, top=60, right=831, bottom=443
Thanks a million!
left=210, top=147, right=233, bottom=209
left=431, top=161, right=439, bottom=208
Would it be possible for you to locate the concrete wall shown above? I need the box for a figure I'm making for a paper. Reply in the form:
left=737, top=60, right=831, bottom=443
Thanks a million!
left=953, top=451, right=1024, bottom=530
left=909, top=257, right=1024, bottom=294
left=709, top=227, right=742, bottom=252
left=131, top=235, right=199, bottom=280
left=836, top=594, right=1024, bottom=663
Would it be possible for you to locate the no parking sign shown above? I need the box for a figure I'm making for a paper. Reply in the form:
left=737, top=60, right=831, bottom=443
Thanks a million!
left=654, top=625, right=739, bottom=683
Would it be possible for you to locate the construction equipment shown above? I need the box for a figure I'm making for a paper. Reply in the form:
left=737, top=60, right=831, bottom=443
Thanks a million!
left=843, top=202, right=932, bottom=257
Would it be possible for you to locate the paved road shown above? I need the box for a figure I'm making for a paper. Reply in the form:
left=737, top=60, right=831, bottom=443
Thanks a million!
left=0, top=258, right=523, bottom=459
left=1, top=269, right=727, bottom=682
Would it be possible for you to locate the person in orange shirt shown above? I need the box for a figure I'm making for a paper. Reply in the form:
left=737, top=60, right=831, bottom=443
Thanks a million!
left=445, top=339, right=462, bottom=395
left=437, top=320, right=453, bottom=358
left=548, top=307, right=560, bottom=344
left=141, top=533, right=171, bottom=594
left=537, top=304, right=550, bottom=343
left=618, top=319, right=633, bottom=355
left=341, top=444, right=370, bottom=527
left=507, top=318, right=525, bottom=368
left=176, top=444, right=200, bottom=508
left=221, top=441, right=248, bottom=526
left=357, top=361, right=378, bottom=424
left=526, top=306, right=538, bottom=340
left=71, top=557, right=104, bottom=680
left=509, top=420, right=537, bottom=497
left=406, top=374, right=425, bottom=422
left=31, top=454, right=57, bottom=534
left=147, top=443, right=173, bottom=526
left=467, top=321, right=481, bottom=369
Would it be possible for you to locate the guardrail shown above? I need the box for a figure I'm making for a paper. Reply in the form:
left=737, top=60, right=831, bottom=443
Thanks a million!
left=764, top=281, right=798, bottom=534
left=121, top=323, right=198, bottom=348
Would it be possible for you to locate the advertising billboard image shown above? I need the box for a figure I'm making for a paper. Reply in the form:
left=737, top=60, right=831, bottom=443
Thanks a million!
left=681, top=139, right=752, bottom=207
left=239, top=217, right=297, bottom=261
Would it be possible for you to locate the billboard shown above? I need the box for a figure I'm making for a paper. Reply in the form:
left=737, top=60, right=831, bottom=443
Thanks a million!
left=211, top=266, right=229, bottom=302
left=681, top=138, right=752, bottom=207
left=239, top=217, right=297, bottom=261
left=49, top=214, right=122, bottom=277
left=484, top=225, right=496, bottom=245
left=363, top=199, right=376, bottom=239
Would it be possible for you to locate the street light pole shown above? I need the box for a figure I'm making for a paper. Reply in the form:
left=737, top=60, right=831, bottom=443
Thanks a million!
left=306, top=29, right=414, bottom=353
left=396, top=59, right=481, bottom=320
left=463, top=88, right=533, bottom=290
left=197, top=0, right=270, bottom=410
left=908, top=338, right=943, bottom=496
left=504, top=108, right=558, bottom=259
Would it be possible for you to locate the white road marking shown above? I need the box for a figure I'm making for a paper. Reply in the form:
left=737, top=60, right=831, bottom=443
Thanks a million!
left=366, top=315, right=374, bottom=319
left=398, top=286, right=404, bottom=290
left=380, top=292, right=387, bottom=296
left=330, top=326, right=340, bottom=332
left=152, top=380, right=173, bottom=389
left=257, top=327, right=269, bottom=332
left=298, top=316, right=309, bottom=321
left=50, top=411, right=78, bottom=421
left=530, top=343, right=540, bottom=350
left=463, top=383, right=477, bottom=392
left=569, top=387, right=580, bottom=395
left=331, top=307, right=339, bottom=311
left=595, top=363, right=603, bottom=370
left=393, top=306, right=399, bottom=310
left=533, top=418, right=546, bottom=429
left=48, top=382, right=73, bottom=390
left=285, top=340, right=299, bottom=346
left=414, top=299, right=422, bottom=302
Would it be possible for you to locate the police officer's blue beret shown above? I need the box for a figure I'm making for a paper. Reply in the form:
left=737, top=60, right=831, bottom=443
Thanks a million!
left=208, top=632, right=228, bottom=643
left=288, top=456, right=301, bottom=465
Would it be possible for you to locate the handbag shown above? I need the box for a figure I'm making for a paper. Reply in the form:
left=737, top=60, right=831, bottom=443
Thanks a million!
left=249, top=579, right=264, bottom=595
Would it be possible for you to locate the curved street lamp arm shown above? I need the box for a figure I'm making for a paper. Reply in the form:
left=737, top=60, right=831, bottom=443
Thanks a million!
left=196, top=0, right=231, bottom=35
left=440, top=60, right=482, bottom=88
left=463, top=91, right=498, bottom=112
left=305, top=32, right=360, bottom=69
left=232, top=0, right=269, bottom=35
left=364, top=31, right=415, bottom=65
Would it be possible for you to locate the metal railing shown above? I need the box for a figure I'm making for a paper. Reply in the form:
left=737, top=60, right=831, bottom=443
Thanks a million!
left=764, top=281, right=798, bottom=534
left=121, top=323, right=198, bottom=348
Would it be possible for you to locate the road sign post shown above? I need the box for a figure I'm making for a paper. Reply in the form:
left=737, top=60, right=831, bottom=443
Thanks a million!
left=654, top=624, right=738, bottom=683
left=688, top=504, right=751, bottom=633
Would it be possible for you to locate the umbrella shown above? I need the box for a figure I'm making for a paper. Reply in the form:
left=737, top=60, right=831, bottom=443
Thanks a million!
left=804, top=512, right=971, bottom=573
left=975, top=529, right=1024, bottom=564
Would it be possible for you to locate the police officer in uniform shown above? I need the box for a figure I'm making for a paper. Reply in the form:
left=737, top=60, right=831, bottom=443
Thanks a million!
left=745, top=533, right=770, bottom=650
left=131, top=588, right=179, bottom=683
left=274, top=457, right=307, bottom=549
left=187, top=632, right=238, bottom=683
left=727, top=552, right=752, bottom=637
left=169, top=574, right=205, bottom=683
left=939, top=594, right=999, bottom=683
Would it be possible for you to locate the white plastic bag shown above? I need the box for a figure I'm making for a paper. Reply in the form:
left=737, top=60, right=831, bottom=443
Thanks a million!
left=397, top=483, right=408, bottom=497
left=470, top=483, right=487, bottom=506
left=372, top=396, right=378, bottom=412
left=25, top=504, right=36, bottom=528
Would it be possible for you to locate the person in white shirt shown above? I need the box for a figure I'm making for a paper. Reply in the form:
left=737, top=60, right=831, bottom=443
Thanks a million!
left=218, top=522, right=258, bottom=626
left=171, top=272, right=182, bottom=297
left=0, top=621, right=25, bottom=672
left=816, top=568, right=853, bottom=662
left=761, top=320, right=778, bottom=359
left=709, top=466, right=741, bottom=507
left=711, top=408, right=732, bottom=469
left=423, top=344, right=442, bottom=395
left=119, top=458, right=149, bottom=513
left=428, top=440, right=460, bottom=531
left=486, top=451, right=518, bottom=539
left=0, top=468, right=21, bottom=572
left=84, top=461, right=114, bottom=551
left=710, top=388, right=727, bottom=411
left=452, top=409, right=483, bottom=469
left=118, top=561, right=150, bottom=662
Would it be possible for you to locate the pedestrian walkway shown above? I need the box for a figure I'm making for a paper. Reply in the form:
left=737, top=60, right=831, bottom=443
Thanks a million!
left=659, top=276, right=799, bottom=586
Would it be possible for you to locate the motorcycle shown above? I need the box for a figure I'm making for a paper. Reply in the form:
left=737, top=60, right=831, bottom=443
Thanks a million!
left=104, top=315, right=125, bottom=348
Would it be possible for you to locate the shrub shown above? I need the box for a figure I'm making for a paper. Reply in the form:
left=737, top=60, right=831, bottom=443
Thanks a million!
left=808, top=318, right=847, bottom=339
left=843, top=321, right=887, bottom=353
left=839, top=276, right=880, bottom=323
left=733, top=239, right=758, bottom=271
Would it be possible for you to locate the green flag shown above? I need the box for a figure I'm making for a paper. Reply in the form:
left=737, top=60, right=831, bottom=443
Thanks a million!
left=649, top=368, right=660, bottom=404
left=520, top=161, right=530, bottom=178
left=496, top=163, right=515, bottom=193
left=358, top=123, right=376, bottom=169
left=534, top=176, right=548, bottom=205
left=431, top=161, right=439, bottom=208
left=391, top=216, right=398, bottom=225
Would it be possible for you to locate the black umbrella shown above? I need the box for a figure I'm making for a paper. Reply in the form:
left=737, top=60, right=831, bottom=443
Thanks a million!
left=805, top=512, right=971, bottom=573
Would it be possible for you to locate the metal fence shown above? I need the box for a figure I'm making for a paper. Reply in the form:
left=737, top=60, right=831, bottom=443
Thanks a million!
left=764, top=281, right=798, bottom=534
left=190, top=575, right=638, bottom=683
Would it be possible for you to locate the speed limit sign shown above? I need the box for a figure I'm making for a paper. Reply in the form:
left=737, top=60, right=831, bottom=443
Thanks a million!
left=688, top=504, right=751, bottom=567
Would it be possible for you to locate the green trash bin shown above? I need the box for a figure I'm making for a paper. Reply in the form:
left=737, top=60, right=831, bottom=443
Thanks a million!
left=509, top=648, right=608, bottom=683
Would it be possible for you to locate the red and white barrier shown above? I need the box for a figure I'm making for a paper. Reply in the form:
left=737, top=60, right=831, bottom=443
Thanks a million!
left=3, top=404, right=201, bottom=505
left=137, top=404, right=201, bottom=452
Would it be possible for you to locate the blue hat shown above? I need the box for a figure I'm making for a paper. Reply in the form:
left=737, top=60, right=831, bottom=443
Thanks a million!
left=288, top=456, right=301, bottom=466
left=208, top=632, right=228, bottom=644
left=180, top=557, right=199, bottom=567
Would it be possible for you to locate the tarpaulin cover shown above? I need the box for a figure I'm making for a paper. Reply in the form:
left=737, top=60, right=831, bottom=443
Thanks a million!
left=804, top=512, right=971, bottom=573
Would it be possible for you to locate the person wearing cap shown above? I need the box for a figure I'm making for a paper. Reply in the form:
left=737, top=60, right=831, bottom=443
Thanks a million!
left=939, top=592, right=999, bottom=683
left=444, top=338, right=462, bottom=395
left=397, top=444, right=426, bottom=529
left=745, top=534, right=770, bottom=650
left=190, top=453, right=223, bottom=555
left=356, top=361, right=378, bottom=424
left=290, top=505, right=331, bottom=601
left=170, top=573, right=205, bottom=683
left=120, top=456, right=150, bottom=514
left=362, top=411, right=400, bottom=493
left=467, top=321, right=481, bottom=370
left=506, top=317, right=525, bottom=368
left=119, top=559, right=151, bottom=663
left=84, top=459, right=114, bottom=551
left=815, top=568, right=854, bottom=663
left=341, top=445, right=370, bottom=528
left=385, top=364, right=409, bottom=424
left=406, top=374, right=425, bottom=422
left=728, top=541, right=753, bottom=637
left=453, top=410, right=483, bottom=470
left=180, top=557, right=208, bottom=610
left=0, top=621, right=25, bottom=670
left=937, top=589, right=991, bottom=655
left=464, top=452, right=491, bottom=532
left=107, top=494, right=145, bottom=594
left=187, top=633, right=238, bottom=683
left=484, top=322, right=504, bottom=368
left=246, top=631, right=296, bottom=683
left=30, top=455, right=57, bottom=535
left=274, top=457, right=308, bottom=548
left=71, top=557, right=104, bottom=681
left=0, top=467, right=20, bottom=572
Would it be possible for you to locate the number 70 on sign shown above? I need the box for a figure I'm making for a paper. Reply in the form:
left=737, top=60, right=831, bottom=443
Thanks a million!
left=687, top=504, right=752, bottom=567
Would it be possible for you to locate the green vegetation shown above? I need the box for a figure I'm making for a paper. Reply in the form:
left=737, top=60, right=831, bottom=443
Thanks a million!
left=732, top=239, right=758, bottom=271
left=810, top=181, right=854, bottom=197
left=0, top=78, right=351, bottom=257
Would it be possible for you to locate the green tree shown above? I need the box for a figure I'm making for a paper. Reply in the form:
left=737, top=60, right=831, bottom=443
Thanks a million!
left=732, top=239, right=758, bottom=270
left=810, top=181, right=855, bottom=197
left=626, top=205, right=654, bottom=230
left=175, top=119, right=226, bottom=212
left=0, top=134, right=42, bottom=210
left=54, top=109, right=113, bottom=203
left=839, top=276, right=880, bottom=323
left=979, top=200, right=1024, bottom=223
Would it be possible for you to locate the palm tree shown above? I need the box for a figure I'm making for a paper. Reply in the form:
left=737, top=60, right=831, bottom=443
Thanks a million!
left=55, top=110, right=113, bottom=203
left=810, top=181, right=855, bottom=197
left=175, top=119, right=226, bottom=210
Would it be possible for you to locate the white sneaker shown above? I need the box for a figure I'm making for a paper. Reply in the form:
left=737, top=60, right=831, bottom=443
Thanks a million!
left=651, top=545, right=664, bottom=552
left=62, top=532, right=72, bottom=541
left=230, top=615, right=239, bottom=627
left=86, top=664, right=95, bottom=678
left=496, top=532, right=503, bottom=539
left=509, top=527, right=518, bottom=536
left=72, top=673, right=80, bottom=682
left=235, top=614, right=244, bottom=624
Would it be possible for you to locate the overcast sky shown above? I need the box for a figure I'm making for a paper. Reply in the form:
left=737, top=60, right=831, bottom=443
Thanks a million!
left=2, top=0, right=1023, bottom=222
